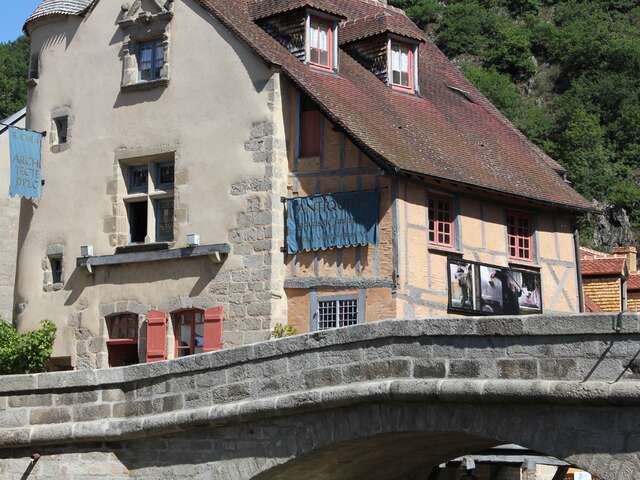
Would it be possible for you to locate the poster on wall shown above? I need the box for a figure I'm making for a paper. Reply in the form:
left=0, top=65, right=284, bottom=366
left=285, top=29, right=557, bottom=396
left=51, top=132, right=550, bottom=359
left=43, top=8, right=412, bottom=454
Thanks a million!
left=448, top=259, right=542, bottom=316
left=448, top=261, right=476, bottom=312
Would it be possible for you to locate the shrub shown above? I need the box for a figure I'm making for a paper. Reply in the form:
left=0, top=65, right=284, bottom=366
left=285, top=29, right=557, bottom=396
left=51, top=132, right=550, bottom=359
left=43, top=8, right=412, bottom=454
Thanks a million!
left=271, top=323, right=298, bottom=339
left=0, top=320, right=57, bottom=375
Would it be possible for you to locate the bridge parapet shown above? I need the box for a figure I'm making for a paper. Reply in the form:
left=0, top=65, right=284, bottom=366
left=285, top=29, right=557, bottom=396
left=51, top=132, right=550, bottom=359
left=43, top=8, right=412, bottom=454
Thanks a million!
left=1, top=313, right=639, bottom=451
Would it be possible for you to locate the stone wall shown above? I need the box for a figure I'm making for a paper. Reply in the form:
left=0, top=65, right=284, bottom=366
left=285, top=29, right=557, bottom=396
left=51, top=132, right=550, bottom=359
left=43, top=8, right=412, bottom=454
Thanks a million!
left=0, top=315, right=639, bottom=479
left=0, top=114, right=25, bottom=323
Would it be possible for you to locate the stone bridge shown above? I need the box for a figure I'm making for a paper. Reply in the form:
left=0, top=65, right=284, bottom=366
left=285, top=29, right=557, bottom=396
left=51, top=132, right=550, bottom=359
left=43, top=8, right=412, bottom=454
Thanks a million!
left=1, top=314, right=640, bottom=480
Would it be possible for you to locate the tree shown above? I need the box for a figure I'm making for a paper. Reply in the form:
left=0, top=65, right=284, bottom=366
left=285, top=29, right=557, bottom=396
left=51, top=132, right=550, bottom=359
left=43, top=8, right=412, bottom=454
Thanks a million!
left=0, top=320, right=57, bottom=375
left=0, top=36, right=30, bottom=120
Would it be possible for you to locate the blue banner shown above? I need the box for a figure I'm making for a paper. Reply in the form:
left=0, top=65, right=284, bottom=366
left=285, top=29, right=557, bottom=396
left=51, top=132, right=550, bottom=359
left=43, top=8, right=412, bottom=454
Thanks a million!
left=9, top=127, right=42, bottom=199
left=287, top=191, right=379, bottom=254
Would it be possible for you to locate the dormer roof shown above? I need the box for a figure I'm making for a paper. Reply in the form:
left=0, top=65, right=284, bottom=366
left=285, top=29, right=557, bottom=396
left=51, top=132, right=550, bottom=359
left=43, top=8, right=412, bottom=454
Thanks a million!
left=250, top=0, right=346, bottom=20
left=339, top=12, right=424, bottom=45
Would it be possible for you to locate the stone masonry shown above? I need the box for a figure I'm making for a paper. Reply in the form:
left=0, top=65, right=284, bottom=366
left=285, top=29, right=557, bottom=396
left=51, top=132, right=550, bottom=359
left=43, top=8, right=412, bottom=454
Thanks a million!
left=0, top=314, right=640, bottom=479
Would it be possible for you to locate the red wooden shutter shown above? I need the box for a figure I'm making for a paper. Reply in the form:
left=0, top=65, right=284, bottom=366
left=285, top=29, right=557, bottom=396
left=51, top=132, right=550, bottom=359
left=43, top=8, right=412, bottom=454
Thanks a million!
left=203, top=306, right=224, bottom=353
left=301, top=110, right=321, bottom=158
left=145, top=310, right=168, bottom=363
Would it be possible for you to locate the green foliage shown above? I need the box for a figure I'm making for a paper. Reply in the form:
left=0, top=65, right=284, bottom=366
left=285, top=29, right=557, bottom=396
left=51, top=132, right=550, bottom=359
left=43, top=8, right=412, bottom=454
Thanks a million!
left=0, top=320, right=57, bottom=375
left=390, top=0, right=640, bottom=238
left=271, top=323, right=298, bottom=339
left=0, top=36, right=29, bottom=120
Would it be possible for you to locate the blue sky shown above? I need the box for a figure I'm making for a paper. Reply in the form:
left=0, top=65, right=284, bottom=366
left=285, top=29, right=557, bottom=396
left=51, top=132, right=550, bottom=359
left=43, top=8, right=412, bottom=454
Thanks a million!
left=0, top=0, right=41, bottom=43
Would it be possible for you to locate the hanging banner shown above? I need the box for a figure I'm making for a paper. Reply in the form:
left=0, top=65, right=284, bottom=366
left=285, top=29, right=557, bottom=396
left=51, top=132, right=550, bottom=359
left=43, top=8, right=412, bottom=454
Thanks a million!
left=9, top=127, right=42, bottom=199
left=286, top=191, right=379, bottom=254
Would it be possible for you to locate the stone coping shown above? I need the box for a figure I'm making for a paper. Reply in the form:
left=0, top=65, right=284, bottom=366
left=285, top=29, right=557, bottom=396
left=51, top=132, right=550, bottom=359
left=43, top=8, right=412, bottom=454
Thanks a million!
left=3, top=378, right=640, bottom=449
left=1, top=313, right=638, bottom=394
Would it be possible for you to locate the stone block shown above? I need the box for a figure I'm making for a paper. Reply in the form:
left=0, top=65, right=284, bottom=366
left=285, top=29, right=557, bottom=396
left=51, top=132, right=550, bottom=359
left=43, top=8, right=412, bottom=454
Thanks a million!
left=413, top=359, right=447, bottom=378
left=341, top=358, right=412, bottom=383
left=0, top=409, right=29, bottom=428
left=497, top=359, right=538, bottom=379
left=304, top=367, right=343, bottom=389
left=101, top=389, right=126, bottom=402
left=30, top=407, right=72, bottom=425
left=8, top=393, right=53, bottom=408
left=448, top=360, right=482, bottom=378
left=72, top=403, right=112, bottom=422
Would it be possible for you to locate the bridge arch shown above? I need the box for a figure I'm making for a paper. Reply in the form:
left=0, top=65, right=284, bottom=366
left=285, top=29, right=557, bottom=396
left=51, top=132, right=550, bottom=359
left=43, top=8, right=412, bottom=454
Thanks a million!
left=0, top=315, right=638, bottom=479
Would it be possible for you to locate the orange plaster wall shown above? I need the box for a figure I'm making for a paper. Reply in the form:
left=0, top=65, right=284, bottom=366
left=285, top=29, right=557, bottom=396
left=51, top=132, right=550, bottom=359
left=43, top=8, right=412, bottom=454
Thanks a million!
left=397, top=178, right=580, bottom=318
left=285, top=287, right=395, bottom=333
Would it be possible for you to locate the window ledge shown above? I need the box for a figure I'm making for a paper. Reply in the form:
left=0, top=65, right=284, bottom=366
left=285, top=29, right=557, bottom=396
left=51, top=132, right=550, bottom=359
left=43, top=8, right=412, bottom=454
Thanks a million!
left=508, top=260, right=541, bottom=270
left=121, top=78, right=169, bottom=92
left=428, top=245, right=463, bottom=256
left=77, top=243, right=230, bottom=272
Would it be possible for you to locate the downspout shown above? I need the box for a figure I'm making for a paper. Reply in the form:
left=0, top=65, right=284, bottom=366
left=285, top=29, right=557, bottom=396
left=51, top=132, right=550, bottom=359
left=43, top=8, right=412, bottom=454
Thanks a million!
left=391, top=174, right=400, bottom=292
left=573, top=225, right=585, bottom=313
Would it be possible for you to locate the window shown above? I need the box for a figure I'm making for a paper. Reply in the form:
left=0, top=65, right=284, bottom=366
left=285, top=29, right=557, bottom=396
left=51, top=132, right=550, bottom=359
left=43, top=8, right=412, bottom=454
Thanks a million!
left=129, top=165, right=148, bottom=193
left=107, top=313, right=139, bottom=340
left=123, top=158, right=175, bottom=244
left=428, top=196, right=454, bottom=247
left=300, top=98, right=321, bottom=158
left=106, top=313, right=139, bottom=367
left=54, top=116, right=68, bottom=144
left=137, top=40, right=165, bottom=82
left=155, top=198, right=174, bottom=242
left=28, top=53, right=39, bottom=80
left=172, top=310, right=205, bottom=357
left=128, top=201, right=148, bottom=244
left=157, top=162, right=174, bottom=188
left=308, top=18, right=334, bottom=70
left=390, top=42, right=414, bottom=91
left=507, top=212, right=533, bottom=261
left=317, top=298, right=359, bottom=330
left=49, top=256, right=63, bottom=284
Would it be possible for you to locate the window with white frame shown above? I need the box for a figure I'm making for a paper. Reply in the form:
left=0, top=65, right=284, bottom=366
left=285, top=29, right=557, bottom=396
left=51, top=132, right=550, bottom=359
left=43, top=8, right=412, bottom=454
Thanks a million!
left=389, top=41, right=416, bottom=91
left=307, top=16, right=336, bottom=70
left=317, top=297, right=359, bottom=330
left=122, top=155, right=175, bottom=244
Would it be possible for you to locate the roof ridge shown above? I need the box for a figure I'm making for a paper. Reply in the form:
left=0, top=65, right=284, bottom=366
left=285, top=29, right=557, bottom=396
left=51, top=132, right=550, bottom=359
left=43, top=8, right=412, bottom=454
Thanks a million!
left=342, top=11, right=389, bottom=25
left=350, top=0, right=406, bottom=16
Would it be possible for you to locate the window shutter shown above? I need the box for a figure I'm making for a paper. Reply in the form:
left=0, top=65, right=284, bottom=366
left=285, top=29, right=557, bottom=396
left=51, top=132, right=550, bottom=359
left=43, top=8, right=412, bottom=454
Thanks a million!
left=145, top=310, right=168, bottom=363
left=203, top=306, right=224, bottom=353
left=301, top=110, right=321, bottom=157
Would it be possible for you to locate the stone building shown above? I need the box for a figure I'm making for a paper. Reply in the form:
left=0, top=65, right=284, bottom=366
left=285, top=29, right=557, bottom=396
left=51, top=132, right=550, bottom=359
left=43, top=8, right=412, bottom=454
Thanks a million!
left=0, top=107, right=26, bottom=323
left=16, top=0, right=591, bottom=370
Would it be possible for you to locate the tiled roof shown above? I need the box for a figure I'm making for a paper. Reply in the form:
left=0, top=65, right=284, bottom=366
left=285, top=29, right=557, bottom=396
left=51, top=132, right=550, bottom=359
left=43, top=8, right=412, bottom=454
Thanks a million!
left=25, top=0, right=94, bottom=30
left=196, top=0, right=590, bottom=210
left=340, top=12, right=424, bottom=45
left=628, top=273, right=640, bottom=290
left=581, top=257, right=626, bottom=277
left=584, top=295, right=603, bottom=313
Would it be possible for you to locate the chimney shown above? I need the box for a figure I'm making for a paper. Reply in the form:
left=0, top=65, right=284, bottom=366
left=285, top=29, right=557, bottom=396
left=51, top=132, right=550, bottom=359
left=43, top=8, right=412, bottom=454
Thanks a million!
left=613, top=246, right=637, bottom=273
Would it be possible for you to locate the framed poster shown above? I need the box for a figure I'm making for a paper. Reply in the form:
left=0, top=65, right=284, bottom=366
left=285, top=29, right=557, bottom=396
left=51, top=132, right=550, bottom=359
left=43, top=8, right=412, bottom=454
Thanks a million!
left=448, top=259, right=543, bottom=316
left=448, top=261, right=476, bottom=312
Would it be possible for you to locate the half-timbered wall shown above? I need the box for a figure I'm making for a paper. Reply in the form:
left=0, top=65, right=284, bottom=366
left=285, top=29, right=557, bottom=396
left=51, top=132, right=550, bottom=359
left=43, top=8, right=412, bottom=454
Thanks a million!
left=343, top=34, right=388, bottom=82
left=395, top=178, right=580, bottom=319
left=283, top=80, right=396, bottom=333
left=258, top=12, right=306, bottom=62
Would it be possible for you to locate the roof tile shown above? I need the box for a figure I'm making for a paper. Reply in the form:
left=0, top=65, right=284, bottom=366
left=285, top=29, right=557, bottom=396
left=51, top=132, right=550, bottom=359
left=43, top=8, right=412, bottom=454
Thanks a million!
left=581, top=257, right=626, bottom=277
left=196, top=0, right=590, bottom=210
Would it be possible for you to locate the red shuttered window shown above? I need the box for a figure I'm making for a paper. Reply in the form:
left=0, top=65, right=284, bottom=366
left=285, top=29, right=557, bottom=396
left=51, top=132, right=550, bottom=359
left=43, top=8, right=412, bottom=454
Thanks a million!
left=428, top=195, right=454, bottom=247
left=145, top=310, right=168, bottom=363
left=172, top=307, right=224, bottom=357
left=507, top=212, right=533, bottom=261
left=203, top=306, right=224, bottom=353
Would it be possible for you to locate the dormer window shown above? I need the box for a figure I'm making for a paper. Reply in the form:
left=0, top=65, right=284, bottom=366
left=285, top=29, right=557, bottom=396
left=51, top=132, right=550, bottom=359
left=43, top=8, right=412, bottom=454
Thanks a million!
left=389, top=41, right=416, bottom=92
left=306, top=15, right=337, bottom=71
